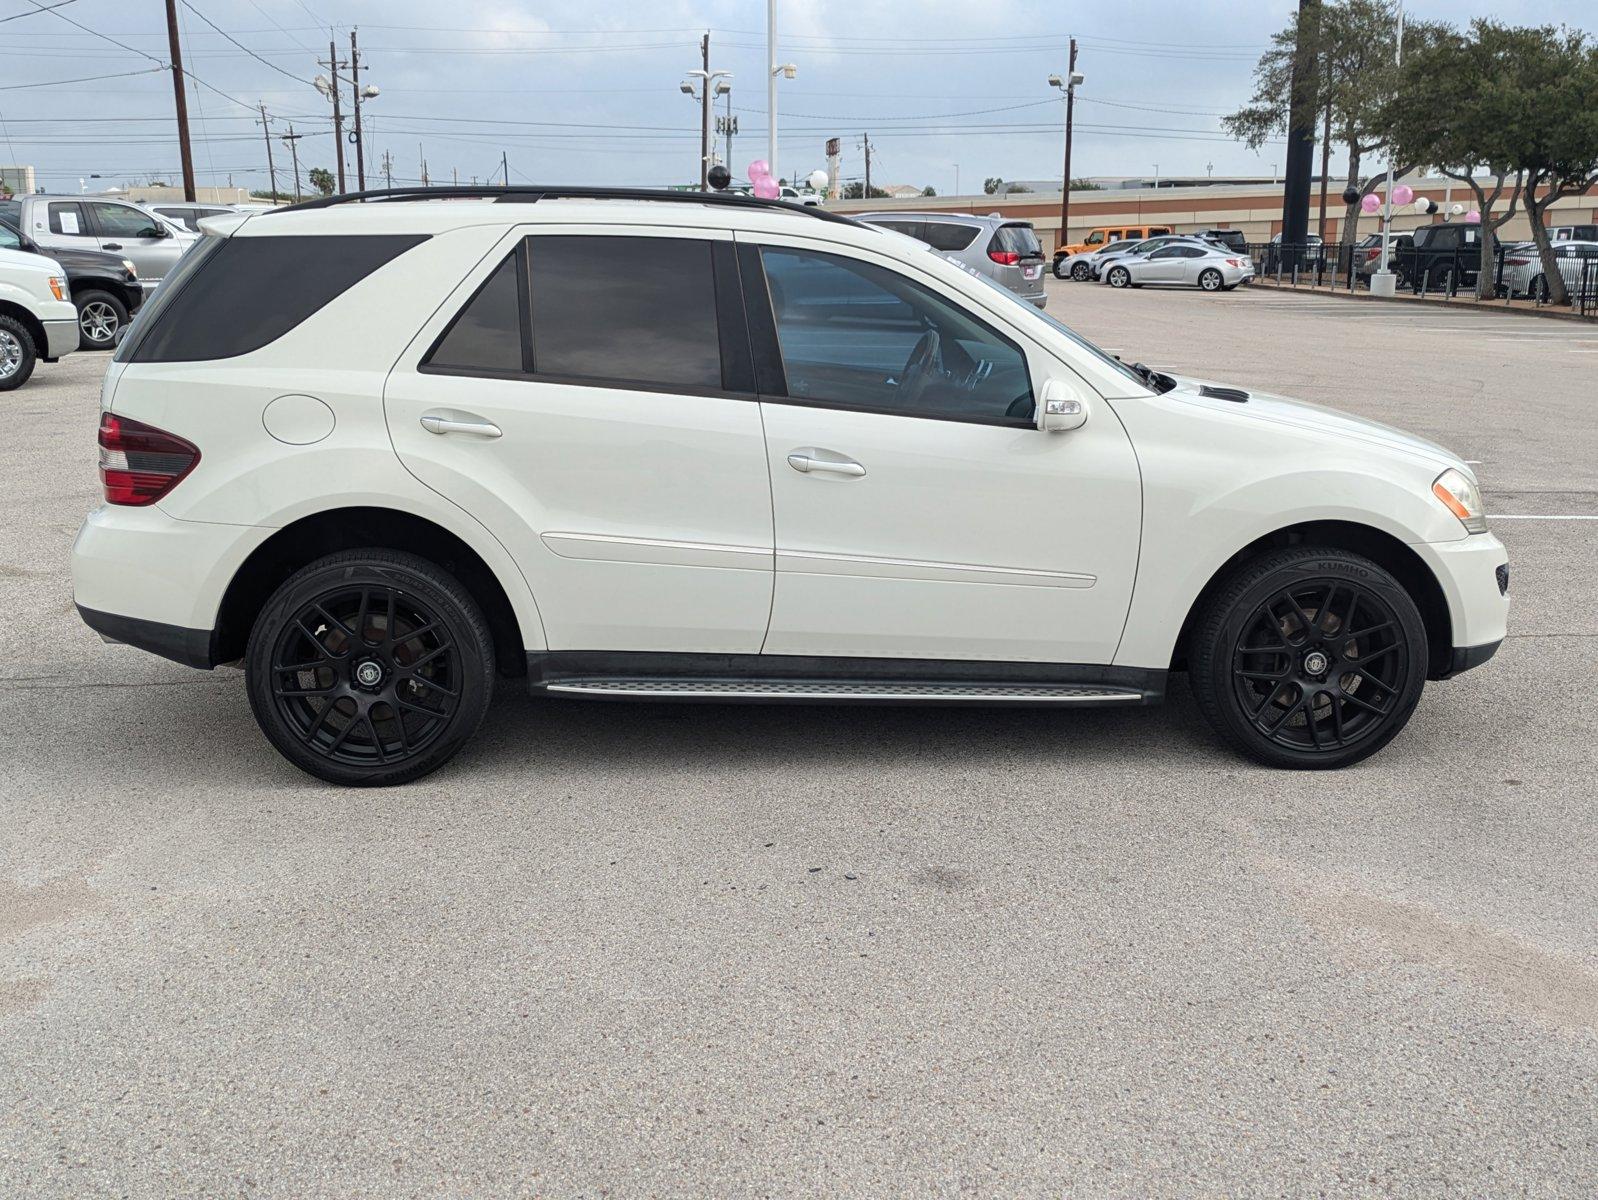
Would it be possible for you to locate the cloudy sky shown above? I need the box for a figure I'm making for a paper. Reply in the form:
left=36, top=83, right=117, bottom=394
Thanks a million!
left=3, top=0, right=1593, bottom=197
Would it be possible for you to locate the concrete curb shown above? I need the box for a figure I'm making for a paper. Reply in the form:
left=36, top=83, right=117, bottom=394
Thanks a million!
left=1249, top=279, right=1598, bottom=325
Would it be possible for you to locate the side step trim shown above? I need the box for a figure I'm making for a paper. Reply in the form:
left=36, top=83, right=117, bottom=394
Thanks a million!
left=544, top=679, right=1149, bottom=704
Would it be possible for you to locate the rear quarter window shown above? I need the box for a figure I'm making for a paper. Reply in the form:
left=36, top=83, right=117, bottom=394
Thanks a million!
left=921, top=223, right=979, bottom=252
left=120, top=233, right=426, bottom=363
left=993, top=225, right=1042, bottom=257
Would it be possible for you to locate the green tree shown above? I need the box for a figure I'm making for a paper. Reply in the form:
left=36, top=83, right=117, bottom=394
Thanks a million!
left=983, top=176, right=1003, bottom=195
left=1069, top=177, right=1104, bottom=191
left=308, top=166, right=335, bottom=196
left=841, top=182, right=890, bottom=199
left=1384, top=23, right=1528, bottom=297
left=1226, top=0, right=1446, bottom=241
left=920, top=185, right=937, bottom=197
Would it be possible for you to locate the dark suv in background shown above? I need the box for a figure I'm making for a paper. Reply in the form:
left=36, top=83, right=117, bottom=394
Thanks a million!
left=1395, top=224, right=1482, bottom=292
left=0, top=212, right=143, bottom=350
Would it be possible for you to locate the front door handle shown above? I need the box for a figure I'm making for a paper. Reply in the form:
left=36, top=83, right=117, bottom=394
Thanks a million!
left=103, top=243, right=123, bottom=251
left=420, top=411, right=502, bottom=438
left=787, top=450, right=866, bottom=477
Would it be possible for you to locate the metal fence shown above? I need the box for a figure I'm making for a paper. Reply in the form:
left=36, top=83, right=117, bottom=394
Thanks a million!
left=1246, top=241, right=1598, bottom=318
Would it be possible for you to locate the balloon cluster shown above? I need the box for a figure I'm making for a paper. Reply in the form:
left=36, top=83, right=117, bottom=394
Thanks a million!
left=747, top=159, right=780, bottom=200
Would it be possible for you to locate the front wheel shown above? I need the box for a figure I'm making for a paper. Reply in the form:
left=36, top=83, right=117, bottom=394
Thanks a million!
left=0, top=314, right=38, bottom=392
left=1070, top=260, right=1092, bottom=281
left=245, top=549, right=496, bottom=786
left=76, top=290, right=130, bottom=351
left=1188, top=547, right=1428, bottom=769
left=1107, top=266, right=1132, bottom=289
left=1198, top=268, right=1224, bottom=291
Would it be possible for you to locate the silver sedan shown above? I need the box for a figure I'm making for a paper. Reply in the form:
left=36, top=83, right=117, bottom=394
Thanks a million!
left=1055, top=238, right=1141, bottom=281
left=1103, top=244, right=1254, bottom=291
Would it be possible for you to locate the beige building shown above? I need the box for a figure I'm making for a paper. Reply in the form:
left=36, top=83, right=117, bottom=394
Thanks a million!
left=833, top=175, right=1598, bottom=248
left=1, top=165, right=37, bottom=196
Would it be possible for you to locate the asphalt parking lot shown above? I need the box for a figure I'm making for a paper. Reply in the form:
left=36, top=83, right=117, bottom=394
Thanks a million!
left=3, top=282, right=1596, bottom=1196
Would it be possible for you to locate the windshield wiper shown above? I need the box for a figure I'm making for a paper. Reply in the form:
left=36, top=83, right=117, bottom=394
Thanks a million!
left=1128, top=361, right=1177, bottom=394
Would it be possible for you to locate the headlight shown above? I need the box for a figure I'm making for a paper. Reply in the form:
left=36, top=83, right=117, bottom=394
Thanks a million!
left=1433, top=468, right=1488, bottom=533
left=48, top=276, right=67, bottom=301
left=122, top=259, right=138, bottom=278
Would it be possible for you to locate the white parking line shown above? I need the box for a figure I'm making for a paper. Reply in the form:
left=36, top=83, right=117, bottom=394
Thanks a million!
left=1489, top=514, right=1598, bottom=520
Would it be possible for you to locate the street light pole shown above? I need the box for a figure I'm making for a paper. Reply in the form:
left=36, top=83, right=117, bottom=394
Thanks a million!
left=767, top=0, right=777, bottom=171
left=350, top=29, right=366, bottom=191
left=1371, top=0, right=1405, bottom=294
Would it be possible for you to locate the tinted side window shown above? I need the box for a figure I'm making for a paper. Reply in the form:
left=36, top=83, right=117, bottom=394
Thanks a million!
left=125, top=234, right=426, bottom=363
left=528, top=235, right=722, bottom=391
left=993, top=225, right=1041, bottom=256
left=0, top=221, right=21, bottom=251
left=424, top=250, right=526, bottom=375
left=89, top=202, right=163, bottom=238
left=922, top=223, right=979, bottom=252
left=759, top=246, right=1034, bottom=426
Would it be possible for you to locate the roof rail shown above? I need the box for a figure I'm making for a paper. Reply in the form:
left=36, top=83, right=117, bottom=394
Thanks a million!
left=269, top=185, right=862, bottom=226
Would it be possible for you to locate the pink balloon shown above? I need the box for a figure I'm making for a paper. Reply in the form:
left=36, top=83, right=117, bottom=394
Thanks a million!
left=747, top=160, right=771, bottom=180
left=1392, top=184, right=1414, bottom=206
left=752, top=176, right=780, bottom=199
left=1360, top=193, right=1381, bottom=214
left=1464, top=209, right=1481, bottom=224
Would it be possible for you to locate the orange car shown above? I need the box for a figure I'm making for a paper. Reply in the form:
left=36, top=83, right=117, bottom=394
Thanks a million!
left=1055, top=224, right=1172, bottom=264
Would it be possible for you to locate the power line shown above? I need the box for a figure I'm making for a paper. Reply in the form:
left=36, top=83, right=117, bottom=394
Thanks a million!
left=20, top=0, right=165, bottom=63
left=179, top=1, right=319, bottom=86
left=0, top=66, right=166, bottom=91
left=0, top=0, right=77, bottom=22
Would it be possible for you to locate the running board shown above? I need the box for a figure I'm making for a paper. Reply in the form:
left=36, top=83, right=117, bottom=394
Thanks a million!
left=542, top=678, right=1150, bottom=705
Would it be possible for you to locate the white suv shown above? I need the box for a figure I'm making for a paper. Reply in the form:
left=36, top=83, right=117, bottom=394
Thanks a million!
left=0, top=244, right=77, bottom=390
left=71, top=187, right=1509, bottom=785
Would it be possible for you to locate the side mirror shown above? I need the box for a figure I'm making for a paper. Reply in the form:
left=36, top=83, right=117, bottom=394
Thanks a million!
left=1036, top=379, right=1089, bottom=433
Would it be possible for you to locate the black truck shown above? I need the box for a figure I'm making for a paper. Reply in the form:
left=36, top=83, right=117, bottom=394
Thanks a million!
left=0, top=213, right=144, bottom=350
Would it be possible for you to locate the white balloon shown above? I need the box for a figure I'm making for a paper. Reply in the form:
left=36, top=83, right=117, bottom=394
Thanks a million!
left=1413, top=197, right=1431, bottom=214
left=807, top=169, right=829, bottom=191
left=1450, top=202, right=1466, bottom=215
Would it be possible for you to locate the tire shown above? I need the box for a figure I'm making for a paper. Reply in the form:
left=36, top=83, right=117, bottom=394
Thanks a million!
left=1107, top=266, right=1131, bottom=289
left=1052, top=256, right=1069, bottom=280
left=245, top=549, right=496, bottom=786
left=75, top=289, right=129, bottom=351
left=1188, top=547, right=1428, bottom=770
left=1198, top=268, right=1224, bottom=292
left=1070, top=260, right=1092, bottom=281
left=0, top=314, right=38, bottom=392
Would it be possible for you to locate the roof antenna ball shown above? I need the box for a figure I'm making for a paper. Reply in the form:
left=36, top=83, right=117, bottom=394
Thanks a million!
left=707, top=165, right=732, bottom=191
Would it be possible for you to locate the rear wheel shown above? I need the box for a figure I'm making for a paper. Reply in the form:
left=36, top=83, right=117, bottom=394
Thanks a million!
left=245, top=550, right=495, bottom=786
left=1198, top=268, right=1224, bottom=291
left=0, top=315, right=38, bottom=392
left=1107, top=266, right=1132, bottom=289
left=75, top=290, right=129, bottom=351
left=1188, top=547, right=1428, bottom=769
left=1070, top=260, right=1092, bottom=281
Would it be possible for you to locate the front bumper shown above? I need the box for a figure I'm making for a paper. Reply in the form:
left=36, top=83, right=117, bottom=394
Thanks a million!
left=41, top=308, right=79, bottom=359
left=1412, top=532, right=1510, bottom=679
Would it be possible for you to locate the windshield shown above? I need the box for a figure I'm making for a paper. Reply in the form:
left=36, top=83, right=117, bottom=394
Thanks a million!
left=950, top=260, right=1152, bottom=391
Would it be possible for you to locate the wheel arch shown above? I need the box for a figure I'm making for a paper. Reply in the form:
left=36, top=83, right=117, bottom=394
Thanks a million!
left=214, top=506, right=531, bottom=676
left=1171, top=520, right=1453, bottom=679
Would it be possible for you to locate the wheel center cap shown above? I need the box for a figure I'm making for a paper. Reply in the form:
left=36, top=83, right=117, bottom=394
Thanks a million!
left=1303, top=649, right=1330, bottom=677
left=354, top=659, right=386, bottom=689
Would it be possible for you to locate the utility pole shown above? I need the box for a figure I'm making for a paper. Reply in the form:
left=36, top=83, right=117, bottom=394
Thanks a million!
left=861, top=133, right=872, bottom=199
left=380, top=149, right=393, bottom=189
left=257, top=103, right=278, bottom=200
left=280, top=125, right=303, bottom=202
left=1373, top=0, right=1406, bottom=293
left=163, top=0, right=197, bottom=201
left=1316, top=86, right=1332, bottom=243
left=320, top=39, right=347, bottom=193
left=419, top=144, right=428, bottom=188
left=501, top=150, right=509, bottom=185
left=766, top=0, right=777, bottom=174
left=452, top=167, right=458, bottom=186
left=349, top=29, right=367, bottom=191
left=1053, top=37, right=1079, bottom=252
left=699, top=32, right=711, bottom=191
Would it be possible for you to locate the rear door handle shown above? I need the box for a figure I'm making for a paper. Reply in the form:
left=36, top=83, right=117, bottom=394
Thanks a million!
left=420, top=411, right=502, bottom=438
left=787, top=451, right=866, bottom=477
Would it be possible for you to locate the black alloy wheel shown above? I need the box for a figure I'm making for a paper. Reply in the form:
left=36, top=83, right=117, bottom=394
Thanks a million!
left=76, top=290, right=129, bottom=351
left=246, top=550, right=494, bottom=786
left=1189, top=547, right=1427, bottom=769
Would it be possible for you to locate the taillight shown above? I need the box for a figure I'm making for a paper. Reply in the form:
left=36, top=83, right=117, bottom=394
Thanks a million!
left=98, top=413, right=200, bottom=506
left=988, top=250, right=1021, bottom=265
left=1227, top=258, right=1244, bottom=267
left=1505, top=257, right=1530, bottom=266
left=1364, top=247, right=1381, bottom=261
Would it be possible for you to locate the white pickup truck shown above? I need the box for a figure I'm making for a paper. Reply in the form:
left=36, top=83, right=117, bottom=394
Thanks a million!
left=0, top=245, right=78, bottom=390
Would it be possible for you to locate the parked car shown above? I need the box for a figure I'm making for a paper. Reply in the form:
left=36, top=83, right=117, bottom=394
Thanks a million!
left=1551, top=224, right=1598, bottom=244
left=1092, top=235, right=1218, bottom=281
left=1054, top=224, right=1172, bottom=271
left=1056, top=237, right=1142, bottom=281
left=1500, top=241, right=1598, bottom=302
left=1103, top=242, right=1254, bottom=291
left=1394, top=223, right=1482, bottom=293
left=1, top=194, right=194, bottom=295
left=146, top=202, right=238, bottom=233
left=1, top=215, right=144, bottom=350
left=1190, top=227, right=1248, bottom=255
left=71, top=186, right=1506, bottom=785
left=0, top=244, right=77, bottom=390
left=1347, top=232, right=1409, bottom=284
left=858, top=212, right=1047, bottom=307
left=1260, top=233, right=1325, bottom=273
